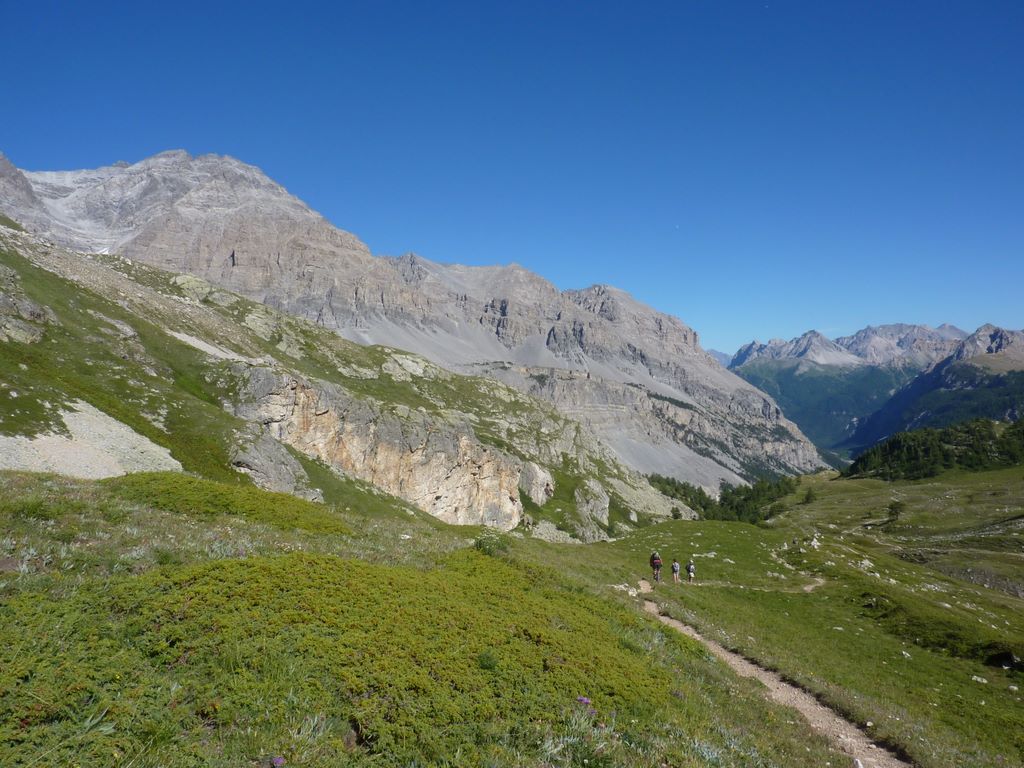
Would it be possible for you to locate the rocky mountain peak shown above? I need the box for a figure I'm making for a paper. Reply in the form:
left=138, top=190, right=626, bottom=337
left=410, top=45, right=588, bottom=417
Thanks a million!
left=732, top=330, right=861, bottom=368
left=835, top=323, right=967, bottom=367
left=952, top=325, right=1024, bottom=362
left=0, top=152, right=40, bottom=210
left=936, top=323, right=969, bottom=340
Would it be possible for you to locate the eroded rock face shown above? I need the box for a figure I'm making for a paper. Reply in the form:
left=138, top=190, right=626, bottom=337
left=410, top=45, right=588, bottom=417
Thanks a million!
left=0, top=264, right=57, bottom=343
left=573, top=478, right=611, bottom=542
left=519, top=461, right=555, bottom=506
left=233, top=367, right=523, bottom=529
left=230, top=428, right=323, bottom=502
left=486, top=365, right=819, bottom=491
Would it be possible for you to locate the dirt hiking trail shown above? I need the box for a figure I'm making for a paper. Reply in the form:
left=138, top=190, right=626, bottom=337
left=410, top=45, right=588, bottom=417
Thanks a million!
left=637, top=579, right=912, bottom=768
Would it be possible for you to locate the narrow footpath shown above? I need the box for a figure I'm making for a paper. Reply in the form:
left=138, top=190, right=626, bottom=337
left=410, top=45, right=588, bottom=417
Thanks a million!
left=637, top=580, right=913, bottom=768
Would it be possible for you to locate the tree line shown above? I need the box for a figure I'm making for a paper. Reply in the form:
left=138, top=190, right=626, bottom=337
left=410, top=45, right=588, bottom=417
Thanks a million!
left=648, top=473, right=798, bottom=523
left=845, top=418, right=1024, bottom=480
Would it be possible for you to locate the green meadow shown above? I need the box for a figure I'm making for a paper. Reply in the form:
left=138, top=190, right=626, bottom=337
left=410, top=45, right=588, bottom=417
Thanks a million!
left=1, top=470, right=844, bottom=767
left=2, top=465, right=1021, bottom=766
left=513, top=468, right=1023, bottom=768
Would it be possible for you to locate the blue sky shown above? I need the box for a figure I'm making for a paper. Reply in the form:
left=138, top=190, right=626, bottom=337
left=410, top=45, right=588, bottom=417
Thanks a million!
left=2, top=0, right=1022, bottom=353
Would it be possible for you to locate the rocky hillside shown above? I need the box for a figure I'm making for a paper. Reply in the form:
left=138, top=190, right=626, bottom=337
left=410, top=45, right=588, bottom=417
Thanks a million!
left=731, top=324, right=971, bottom=458
left=0, top=150, right=826, bottom=489
left=0, top=222, right=682, bottom=541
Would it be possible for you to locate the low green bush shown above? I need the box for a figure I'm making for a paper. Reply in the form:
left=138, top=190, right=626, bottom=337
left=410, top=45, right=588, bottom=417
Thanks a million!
left=103, top=472, right=350, bottom=534
left=0, top=550, right=829, bottom=766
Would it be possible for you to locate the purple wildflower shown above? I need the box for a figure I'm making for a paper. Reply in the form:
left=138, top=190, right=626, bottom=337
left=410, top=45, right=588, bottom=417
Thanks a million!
left=576, top=695, right=591, bottom=705
left=271, top=758, right=286, bottom=767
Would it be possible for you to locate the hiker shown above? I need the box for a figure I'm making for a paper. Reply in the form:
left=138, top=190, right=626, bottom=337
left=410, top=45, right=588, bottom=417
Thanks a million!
left=650, top=551, right=663, bottom=582
left=671, top=558, right=681, bottom=583
left=686, top=559, right=696, bottom=583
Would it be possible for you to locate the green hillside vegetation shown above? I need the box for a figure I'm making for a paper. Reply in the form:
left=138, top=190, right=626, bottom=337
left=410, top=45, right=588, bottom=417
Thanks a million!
left=2, top=465, right=1022, bottom=766
left=733, top=358, right=915, bottom=457
left=846, top=418, right=1024, bottom=479
left=1, top=470, right=842, bottom=767
left=648, top=473, right=797, bottom=523
left=0, top=213, right=25, bottom=232
left=847, top=359, right=1024, bottom=452
left=0, top=245, right=255, bottom=479
left=515, top=468, right=1024, bottom=768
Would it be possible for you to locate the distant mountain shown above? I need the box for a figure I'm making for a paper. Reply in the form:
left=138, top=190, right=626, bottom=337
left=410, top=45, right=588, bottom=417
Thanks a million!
left=732, top=330, right=862, bottom=368
left=835, top=323, right=968, bottom=367
left=730, top=324, right=973, bottom=459
left=846, top=325, right=1024, bottom=451
left=707, top=349, right=733, bottom=367
left=951, top=324, right=1024, bottom=362
left=0, top=150, right=826, bottom=489
left=734, top=358, right=917, bottom=459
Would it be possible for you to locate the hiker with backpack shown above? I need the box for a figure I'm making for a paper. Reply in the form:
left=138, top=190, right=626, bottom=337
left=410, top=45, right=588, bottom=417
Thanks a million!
left=650, top=551, right=663, bottom=582
left=671, top=559, right=681, bottom=583
left=686, top=559, right=696, bottom=583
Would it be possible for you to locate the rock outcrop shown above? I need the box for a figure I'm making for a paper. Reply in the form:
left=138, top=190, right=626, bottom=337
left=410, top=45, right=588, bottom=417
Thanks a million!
left=573, top=478, right=611, bottom=542
left=230, top=428, right=324, bottom=502
left=233, top=367, right=524, bottom=530
left=519, top=461, right=555, bottom=506
left=0, top=264, right=57, bottom=343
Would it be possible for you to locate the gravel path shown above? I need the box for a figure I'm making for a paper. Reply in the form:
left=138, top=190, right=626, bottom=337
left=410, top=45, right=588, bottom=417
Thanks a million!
left=638, top=579, right=912, bottom=768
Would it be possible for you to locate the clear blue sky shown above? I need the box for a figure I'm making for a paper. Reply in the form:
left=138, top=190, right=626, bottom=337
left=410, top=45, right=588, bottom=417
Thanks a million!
left=2, top=0, right=1022, bottom=353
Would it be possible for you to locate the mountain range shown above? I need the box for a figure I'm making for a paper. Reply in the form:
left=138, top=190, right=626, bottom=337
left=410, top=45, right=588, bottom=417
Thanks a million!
left=2, top=148, right=1020, bottom=496
left=0, top=150, right=825, bottom=490
left=730, top=323, right=1024, bottom=458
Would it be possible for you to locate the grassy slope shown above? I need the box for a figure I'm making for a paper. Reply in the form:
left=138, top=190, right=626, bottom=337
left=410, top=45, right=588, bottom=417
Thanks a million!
left=2, top=453, right=1021, bottom=766
left=0, top=471, right=839, bottom=768
left=0, top=245, right=249, bottom=479
left=512, top=468, right=1024, bottom=768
